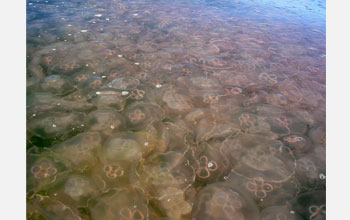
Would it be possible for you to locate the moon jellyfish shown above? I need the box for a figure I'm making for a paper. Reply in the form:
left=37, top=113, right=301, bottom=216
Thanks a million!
left=124, top=102, right=164, bottom=131
left=41, top=75, right=74, bottom=95
left=51, top=132, right=102, bottom=170
left=107, top=77, right=140, bottom=90
left=90, top=188, right=148, bottom=220
left=308, top=125, right=326, bottom=145
left=220, top=133, right=296, bottom=183
left=27, top=152, right=69, bottom=196
left=135, top=122, right=169, bottom=154
left=192, top=182, right=260, bottom=220
left=27, top=194, right=81, bottom=220
left=85, top=107, right=125, bottom=136
left=27, top=112, right=85, bottom=141
left=99, top=132, right=143, bottom=162
left=193, top=141, right=231, bottom=184
left=260, top=206, right=303, bottom=220
left=136, top=151, right=195, bottom=195
left=58, top=175, right=98, bottom=206
left=290, top=191, right=326, bottom=220
left=282, top=135, right=313, bottom=156
left=226, top=172, right=300, bottom=209
left=155, top=187, right=192, bottom=219
left=195, top=115, right=241, bottom=142
left=295, top=157, right=325, bottom=190
left=188, top=76, right=221, bottom=89
left=162, top=88, right=193, bottom=115
left=92, top=89, right=126, bottom=111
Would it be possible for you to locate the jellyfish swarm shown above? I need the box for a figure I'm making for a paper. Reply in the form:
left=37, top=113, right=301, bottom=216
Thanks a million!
left=92, top=89, right=126, bottom=111
left=192, top=182, right=260, bottom=220
left=90, top=188, right=148, bottom=220
left=51, top=132, right=102, bottom=171
left=219, top=133, right=297, bottom=183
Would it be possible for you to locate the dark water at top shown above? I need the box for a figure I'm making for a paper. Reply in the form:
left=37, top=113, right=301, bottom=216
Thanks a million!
left=26, top=0, right=326, bottom=219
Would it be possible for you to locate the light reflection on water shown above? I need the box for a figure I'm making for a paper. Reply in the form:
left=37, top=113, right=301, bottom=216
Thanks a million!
left=27, top=0, right=325, bottom=219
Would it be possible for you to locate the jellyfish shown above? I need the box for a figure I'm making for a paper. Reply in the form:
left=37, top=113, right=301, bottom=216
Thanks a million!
left=290, top=190, right=326, bottom=220
left=27, top=194, right=81, bottom=220
left=295, top=157, right=325, bottom=190
left=92, top=89, right=126, bottom=111
left=162, top=88, right=193, bottom=114
left=260, top=206, right=303, bottom=220
left=27, top=151, right=70, bottom=196
left=188, top=76, right=221, bottom=90
left=193, top=141, right=231, bottom=184
left=60, top=175, right=98, bottom=206
left=51, top=132, right=102, bottom=170
left=135, top=151, right=195, bottom=195
left=27, top=112, right=85, bottom=142
left=226, top=171, right=300, bottom=209
left=107, top=77, right=140, bottom=90
left=89, top=188, right=148, bottom=220
left=308, top=125, right=326, bottom=145
left=85, top=107, right=125, bottom=136
left=192, top=182, right=260, bottom=220
left=282, top=135, right=313, bottom=156
left=124, top=102, right=165, bottom=131
left=219, top=133, right=297, bottom=183
left=40, top=75, right=74, bottom=95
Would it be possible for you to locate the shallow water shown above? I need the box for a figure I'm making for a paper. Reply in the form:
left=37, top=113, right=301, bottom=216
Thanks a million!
left=26, top=0, right=326, bottom=219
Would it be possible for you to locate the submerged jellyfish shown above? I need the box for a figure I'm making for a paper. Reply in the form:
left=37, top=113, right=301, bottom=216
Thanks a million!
left=295, top=157, right=325, bottom=190
left=27, top=152, right=69, bottom=196
left=27, top=112, right=85, bottom=141
left=188, top=76, right=221, bottom=90
left=282, top=135, right=313, bottom=156
left=51, top=132, right=102, bottom=170
left=193, top=141, right=232, bottom=184
left=162, top=88, right=193, bottom=115
left=41, top=75, right=74, bottom=95
left=90, top=188, right=148, bottom=220
left=92, top=89, right=126, bottom=111
left=27, top=194, right=81, bottom=220
left=290, top=191, right=326, bottom=220
left=260, top=206, right=303, bottom=220
left=85, top=107, right=125, bottom=136
left=192, top=182, right=260, bottom=220
left=62, top=175, right=97, bottom=205
left=124, top=102, right=164, bottom=131
left=220, top=133, right=296, bottom=183
left=107, top=77, right=140, bottom=90
left=136, top=151, right=195, bottom=194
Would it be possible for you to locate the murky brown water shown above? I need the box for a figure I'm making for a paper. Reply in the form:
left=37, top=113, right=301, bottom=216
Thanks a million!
left=27, top=0, right=326, bottom=219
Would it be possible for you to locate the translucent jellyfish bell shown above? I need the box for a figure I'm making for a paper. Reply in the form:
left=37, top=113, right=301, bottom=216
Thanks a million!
left=27, top=151, right=70, bottom=196
left=40, top=75, right=75, bottom=95
left=92, top=89, right=126, bottom=111
left=85, top=107, right=125, bottom=136
left=192, top=182, right=260, bottom=220
left=51, top=132, right=102, bottom=171
left=162, top=88, right=194, bottom=115
left=27, top=112, right=85, bottom=141
left=99, top=132, right=143, bottom=163
left=188, top=76, right=221, bottom=90
left=290, top=190, right=326, bottom=220
left=27, top=194, right=81, bottom=220
left=107, top=77, right=140, bottom=90
left=260, top=206, right=303, bottom=220
left=90, top=188, right=148, bottom=220
left=193, top=141, right=232, bottom=184
left=282, top=135, right=313, bottom=156
left=295, top=156, right=326, bottom=190
left=124, top=102, right=165, bottom=131
left=136, top=151, right=195, bottom=194
left=220, top=133, right=297, bottom=183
